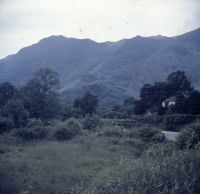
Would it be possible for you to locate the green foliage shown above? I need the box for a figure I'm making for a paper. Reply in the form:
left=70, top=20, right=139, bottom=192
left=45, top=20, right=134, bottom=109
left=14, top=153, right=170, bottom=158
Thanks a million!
left=187, top=90, right=200, bottom=115
left=123, top=97, right=135, bottom=107
left=0, top=82, right=17, bottom=108
left=100, top=125, right=124, bottom=138
left=101, top=110, right=123, bottom=119
left=16, top=126, right=49, bottom=140
left=140, top=82, right=172, bottom=107
left=169, top=91, right=200, bottom=115
left=73, top=91, right=98, bottom=115
left=135, top=126, right=163, bottom=142
left=21, top=67, right=61, bottom=120
left=134, top=71, right=193, bottom=115
left=82, top=115, right=103, bottom=131
left=177, top=121, right=200, bottom=149
left=26, top=118, right=44, bottom=128
left=0, top=117, right=14, bottom=134
left=133, top=100, right=146, bottom=115
left=2, top=99, right=29, bottom=128
left=167, top=70, right=192, bottom=94
left=162, top=114, right=197, bottom=131
left=54, top=118, right=82, bottom=140
left=62, top=105, right=84, bottom=119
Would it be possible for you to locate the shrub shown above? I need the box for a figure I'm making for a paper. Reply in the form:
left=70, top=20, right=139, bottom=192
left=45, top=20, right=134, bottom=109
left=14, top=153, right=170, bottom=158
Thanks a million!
left=26, top=118, right=44, bottom=128
left=177, top=121, right=200, bottom=149
left=16, top=126, right=49, bottom=140
left=135, top=126, right=163, bottom=142
left=99, top=125, right=124, bottom=138
left=54, top=118, right=82, bottom=140
left=101, top=111, right=123, bottom=119
left=82, top=115, right=103, bottom=131
left=0, top=117, right=14, bottom=134
left=62, top=106, right=84, bottom=119
left=2, top=99, right=29, bottom=128
left=162, top=114, right=197, bottom=131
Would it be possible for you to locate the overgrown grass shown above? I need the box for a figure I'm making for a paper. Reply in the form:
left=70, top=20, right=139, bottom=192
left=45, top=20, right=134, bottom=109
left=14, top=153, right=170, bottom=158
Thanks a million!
left=0, top=129, right=137, bottom=194
left=90, top=145, right=200, bottom=194
left=0, top=119, right=199, bottom=194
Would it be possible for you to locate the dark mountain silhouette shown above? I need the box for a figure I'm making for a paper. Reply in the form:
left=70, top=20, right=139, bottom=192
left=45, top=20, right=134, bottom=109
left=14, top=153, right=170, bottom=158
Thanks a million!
left=1, top=28, right=200, bottom=106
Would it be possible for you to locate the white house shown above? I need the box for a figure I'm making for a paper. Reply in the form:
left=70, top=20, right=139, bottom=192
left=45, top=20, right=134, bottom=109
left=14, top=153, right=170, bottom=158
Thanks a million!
left=162, top=96, right=176, bottom=108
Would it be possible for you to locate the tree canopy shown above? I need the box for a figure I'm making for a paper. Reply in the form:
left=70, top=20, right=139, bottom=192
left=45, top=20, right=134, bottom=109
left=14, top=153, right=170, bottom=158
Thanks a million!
left=134, top=70, right=199, bottom=115
left=73, top=91, right=98, bottom=115
left=21, top=68, right=61, bottom=120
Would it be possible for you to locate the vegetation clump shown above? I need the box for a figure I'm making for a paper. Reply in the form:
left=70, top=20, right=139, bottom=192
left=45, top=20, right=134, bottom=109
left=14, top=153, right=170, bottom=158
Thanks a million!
left=177, top=121, right=200, bottom=149
left=54, top=118, right=82, bottom=140
left=0, top=117, right=14, bottom=134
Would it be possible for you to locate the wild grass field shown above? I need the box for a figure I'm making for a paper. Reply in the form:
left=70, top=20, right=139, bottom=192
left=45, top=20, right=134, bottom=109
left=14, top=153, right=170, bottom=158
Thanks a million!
left=1, top=117, right=200, bottom=194
left=0, top=120, right=142, bottom=194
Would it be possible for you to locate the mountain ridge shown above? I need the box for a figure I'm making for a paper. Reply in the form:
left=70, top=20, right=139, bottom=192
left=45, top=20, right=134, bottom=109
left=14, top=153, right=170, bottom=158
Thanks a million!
left=1, top=27, right=200, bottom=106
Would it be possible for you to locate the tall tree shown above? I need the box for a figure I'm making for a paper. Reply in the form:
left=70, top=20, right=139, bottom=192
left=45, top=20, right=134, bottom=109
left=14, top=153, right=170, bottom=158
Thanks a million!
left=2, top=99, right=29, bottom=128
left=187, top=90, right=200, bottom=115
left=0, top=82, right=17, bottom=108
left=21, top=68, right=61, bottom=120
left=167, top=71, right=193, bottom=94
left=134, top=71, right=193, bottom=115
left=73, top=91, right=98, bottom=115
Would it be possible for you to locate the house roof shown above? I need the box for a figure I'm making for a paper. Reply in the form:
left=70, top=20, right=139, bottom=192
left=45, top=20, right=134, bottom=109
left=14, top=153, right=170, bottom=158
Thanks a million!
left=163, top=96, right=176, bottom=103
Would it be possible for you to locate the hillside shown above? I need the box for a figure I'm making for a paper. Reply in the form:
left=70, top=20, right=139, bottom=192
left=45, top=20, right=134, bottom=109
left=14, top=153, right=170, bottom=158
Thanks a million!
left=0, top=28, right=200, bottom=106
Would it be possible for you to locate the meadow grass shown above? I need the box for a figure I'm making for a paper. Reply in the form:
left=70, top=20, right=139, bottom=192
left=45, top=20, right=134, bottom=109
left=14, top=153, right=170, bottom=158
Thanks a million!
left=1, top=122, right=197, bottom=194
left=0, top=129, right=137, bottom=194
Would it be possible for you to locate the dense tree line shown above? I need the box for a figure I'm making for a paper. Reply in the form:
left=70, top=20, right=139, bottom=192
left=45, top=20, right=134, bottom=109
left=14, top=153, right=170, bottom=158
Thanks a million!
left=101, top=71, right=200, bottom=119
left=0, top=67, right=98, bottom=133
left=125, top=71, right=200, bottom=116
left=134, top=71, right=194, bottom=115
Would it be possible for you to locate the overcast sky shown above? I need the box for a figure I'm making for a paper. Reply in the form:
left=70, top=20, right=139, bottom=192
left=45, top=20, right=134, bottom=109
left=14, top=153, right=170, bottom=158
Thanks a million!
left=0, top=0, right=200, bottom=59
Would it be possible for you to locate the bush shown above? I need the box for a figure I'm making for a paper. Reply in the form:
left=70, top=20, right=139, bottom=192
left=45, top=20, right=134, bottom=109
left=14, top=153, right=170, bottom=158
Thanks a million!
left=135, top=126, right=163, bottom=142
left=177, top=121, right=200, bottom=149
left=0, top=117, right=14, bottom=134
left=82, top=115, right=103, bottom=131
left=26, top=118, right=44, bottom=128
left=16, top=126, right=49, bottom=140
left=62, top=106, right=84, bottom=119
left=98, top=125, right=124, bottom=138
left=101, top=111, right=123, bottom=119
left=162, top=114, right=198, bottom=131
left=54, top=118, right=82, bottom=140
left=2, top=99, right=29, bottom=128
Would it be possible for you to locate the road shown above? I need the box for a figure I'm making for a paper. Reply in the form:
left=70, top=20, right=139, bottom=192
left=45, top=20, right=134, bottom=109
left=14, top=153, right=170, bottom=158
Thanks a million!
left=161, top=131, right=180, bottom=141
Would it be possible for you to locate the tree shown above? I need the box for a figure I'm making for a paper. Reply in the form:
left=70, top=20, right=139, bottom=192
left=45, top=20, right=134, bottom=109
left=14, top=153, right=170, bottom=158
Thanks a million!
left=73, top=91, right=98, bottom=115
left=123, top=97, right=135, bottom=107
left=21, top=68, right=61, bottom=120
left=134, top=100, right=146, bottom=115
left=136, top=82, right=172, bottom=114
left=167, top=71, right=193, bottom=94
left=134, top=71, right=193, bottom=115
left=187, top=90, right=200, bottom=115
left=170, top=92, right=188, bottom=114
left=2, top=99, right=29, bottom=128
left=0, top=82, right=17, bottom=108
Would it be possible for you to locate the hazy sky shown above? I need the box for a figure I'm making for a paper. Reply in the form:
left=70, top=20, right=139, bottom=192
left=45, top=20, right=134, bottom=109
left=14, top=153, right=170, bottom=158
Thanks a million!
left=0, top=0, right=200, bottom=59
